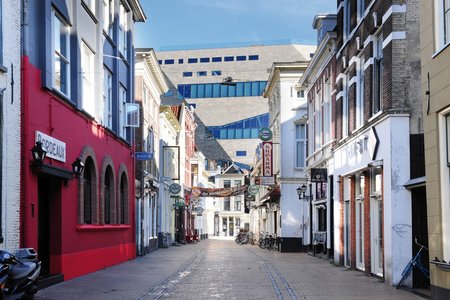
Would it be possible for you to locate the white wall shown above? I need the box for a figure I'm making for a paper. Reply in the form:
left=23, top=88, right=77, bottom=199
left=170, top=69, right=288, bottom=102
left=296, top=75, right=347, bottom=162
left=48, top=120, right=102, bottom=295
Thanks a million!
left=2, top=0, right=21, bottom=251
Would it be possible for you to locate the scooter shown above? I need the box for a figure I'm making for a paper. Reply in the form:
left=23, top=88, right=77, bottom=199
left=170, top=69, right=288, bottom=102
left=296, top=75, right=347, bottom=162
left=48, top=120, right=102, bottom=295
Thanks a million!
left=0, top=248, right=41, bottom=300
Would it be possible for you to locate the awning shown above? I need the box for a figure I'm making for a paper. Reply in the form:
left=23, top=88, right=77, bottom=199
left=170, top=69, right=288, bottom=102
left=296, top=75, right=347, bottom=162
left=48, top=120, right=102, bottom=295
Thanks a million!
left=260, top=187, right=281, bottom=204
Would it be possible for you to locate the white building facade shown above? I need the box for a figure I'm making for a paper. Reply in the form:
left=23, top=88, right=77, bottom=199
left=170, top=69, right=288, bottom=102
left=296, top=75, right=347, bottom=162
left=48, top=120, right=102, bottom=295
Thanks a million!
left=1, top=0, right=21, bottom=251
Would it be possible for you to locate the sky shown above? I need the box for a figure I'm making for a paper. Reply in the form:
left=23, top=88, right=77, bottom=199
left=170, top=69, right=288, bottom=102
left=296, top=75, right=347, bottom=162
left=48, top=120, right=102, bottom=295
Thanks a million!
left=135, top=0, right=337, bottom=51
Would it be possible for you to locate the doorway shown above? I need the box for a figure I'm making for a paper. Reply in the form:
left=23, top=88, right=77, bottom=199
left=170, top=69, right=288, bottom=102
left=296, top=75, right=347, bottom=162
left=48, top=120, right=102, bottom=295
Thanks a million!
left=38, top=177, right=62, bottom=276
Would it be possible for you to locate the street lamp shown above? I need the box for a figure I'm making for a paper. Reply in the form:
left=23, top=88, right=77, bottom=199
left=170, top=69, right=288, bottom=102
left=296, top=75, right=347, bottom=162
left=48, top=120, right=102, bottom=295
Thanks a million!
left=71, top=158, right=85, bottom=178
left=31, top=141, right=46, bottom=166
left=297, top=184, right=310, bottom=201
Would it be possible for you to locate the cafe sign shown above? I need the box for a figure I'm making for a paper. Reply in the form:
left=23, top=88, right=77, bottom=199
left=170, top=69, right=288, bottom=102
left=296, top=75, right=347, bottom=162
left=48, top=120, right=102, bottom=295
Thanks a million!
left=262, top=141, right=273, bottom=177
left=35, top=131, right=66, bottom=162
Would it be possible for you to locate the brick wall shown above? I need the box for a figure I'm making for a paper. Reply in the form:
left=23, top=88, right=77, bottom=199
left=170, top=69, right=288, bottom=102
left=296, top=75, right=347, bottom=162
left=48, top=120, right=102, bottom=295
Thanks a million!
left=2, top=0, right=21, bottom=250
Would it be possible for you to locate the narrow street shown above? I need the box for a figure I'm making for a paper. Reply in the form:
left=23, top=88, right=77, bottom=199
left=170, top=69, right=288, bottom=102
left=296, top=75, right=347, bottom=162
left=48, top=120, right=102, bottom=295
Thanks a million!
left=35, top=240, right=424, bottom=300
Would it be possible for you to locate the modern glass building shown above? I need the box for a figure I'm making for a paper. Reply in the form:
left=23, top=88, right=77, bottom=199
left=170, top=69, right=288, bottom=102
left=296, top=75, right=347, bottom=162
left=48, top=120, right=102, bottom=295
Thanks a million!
left=156, top=44, right=316, bottom=166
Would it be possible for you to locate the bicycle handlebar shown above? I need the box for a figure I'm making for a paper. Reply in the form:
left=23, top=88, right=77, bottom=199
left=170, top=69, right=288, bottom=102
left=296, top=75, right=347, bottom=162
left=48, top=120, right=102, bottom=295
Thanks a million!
left=415, top=237, right=428, bottom=251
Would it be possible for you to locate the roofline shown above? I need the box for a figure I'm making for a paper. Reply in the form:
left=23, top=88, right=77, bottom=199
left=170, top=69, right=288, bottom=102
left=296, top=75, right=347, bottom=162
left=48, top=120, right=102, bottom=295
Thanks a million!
left=128, top=0, right=146, bottom=22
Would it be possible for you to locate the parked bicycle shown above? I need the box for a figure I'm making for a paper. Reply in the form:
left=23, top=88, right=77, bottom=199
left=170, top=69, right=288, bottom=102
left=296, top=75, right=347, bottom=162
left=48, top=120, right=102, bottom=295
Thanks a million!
left=258, top=232, right=269, bottom=249
left=235, top=231, right=250, bottom=245
left=266, top=234, right=279, bottom=251
left=396, top=238, right=430, bottom=289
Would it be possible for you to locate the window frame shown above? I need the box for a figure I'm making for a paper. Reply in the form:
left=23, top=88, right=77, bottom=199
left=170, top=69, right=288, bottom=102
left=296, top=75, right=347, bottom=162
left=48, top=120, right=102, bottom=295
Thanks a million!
left=295, top=123, right=307, bottom=168
left=103, top=67, right=113, bottom=128
left=373, top=34, right=383, bottom=115
left=52, top=8, right=71, bottom=97
left=119, top=2, right=128, bottom=59
left=356, top=57, right=365, bottom=129
left=81, top=41, right=95, bottom=115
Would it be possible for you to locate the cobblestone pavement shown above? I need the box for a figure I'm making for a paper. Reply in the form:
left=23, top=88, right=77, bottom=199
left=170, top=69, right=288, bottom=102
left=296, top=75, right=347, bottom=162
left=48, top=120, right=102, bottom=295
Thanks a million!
left=35, top=239, right=426, bottom=300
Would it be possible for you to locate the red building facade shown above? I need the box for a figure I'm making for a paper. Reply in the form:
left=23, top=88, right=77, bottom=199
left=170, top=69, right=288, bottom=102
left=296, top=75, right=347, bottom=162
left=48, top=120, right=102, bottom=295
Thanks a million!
left=21, top=1, right=145, bottom=281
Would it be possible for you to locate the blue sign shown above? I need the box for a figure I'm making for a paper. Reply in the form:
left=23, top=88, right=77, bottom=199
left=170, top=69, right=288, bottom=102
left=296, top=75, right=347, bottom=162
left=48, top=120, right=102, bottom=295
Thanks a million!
left=135, top=152, right=153, bottom=161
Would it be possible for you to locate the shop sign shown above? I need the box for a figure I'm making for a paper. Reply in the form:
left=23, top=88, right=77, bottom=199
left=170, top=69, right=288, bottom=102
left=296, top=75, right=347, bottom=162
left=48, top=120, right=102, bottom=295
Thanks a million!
left=310, top=168, right=327, bottom=182
left=262, top=141, right=273, bottom=177
left=259, top=127, right=273, bottom=141
left=169, top=183, right=181, bottom=194
left=135, top=152, right=153, bottom=160
left=248, top=185, right=259, bottom=195
left=255, top=176, right=275, bottom=186
left=35, top=131, right=66, bottom=162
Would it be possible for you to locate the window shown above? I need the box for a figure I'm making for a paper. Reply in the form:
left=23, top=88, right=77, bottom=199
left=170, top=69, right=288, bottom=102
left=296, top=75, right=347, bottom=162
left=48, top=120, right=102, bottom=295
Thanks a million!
left=200, top=57, right=210, bottom=63
left=197, top=71, right=207, bottom=77
left=357, top=0, right=365, bottom=22
left=178, top=58, right=184, bottom=64
left=146, top=127, right=154, bottom=172
left=295, top=124, right=307, bottom=168
left=224, top=56, right=234, bottom=62
left=356, top=58, right=365, bottom=128
left=343, top=74, right=349, bottom=137
left=211, top=70, right=222, bottom=76
left=81, top=157, right=98, bottom=224
left=248, top=55, right=259, bottom=61
left=435, top=0, right=450, bottom=49
left=81, top=42, right=95, bottom=115
left=234, top=198, right=242, bottom=211
left=119, top=85, right=127, bottom=138
left=355, top=173, right=365, bottom=270
left=83, top=0, right=96, bottom=15
left=207, top=114, right=269, bottom=140
left=119, top=2, right=128, bottom=58
left=164, top=59, right=174, bottom=64
left=297, top=90, right=305, bottom=98
left=103, top=67, right=113, bottom=128
left=314, top=87, right=323, bottom=149
left=183, top=72, right=193, bottom=77
left=103, top=0, right=113, bottom=36
left=126, top=103, right=139, bottom=127
left=323, top=77, right=332, bottom=143
left=52, top=9, right=70, bottom=96
left=224, top=197, right=230, bottom=211
left=236, top=55, right=246, bottom=61
left=212, top=57, right=222, bottom=62
left=188, top=58, right=198, bottom=63
left=343, top=0, right=351, bottom=40
left=104, top=166, right=114, bottom=224
left=373, top=34, right=383, bottom=115
left=119, top=172, right=128, bottom=224
left=236, top=151, right=247, bottom=156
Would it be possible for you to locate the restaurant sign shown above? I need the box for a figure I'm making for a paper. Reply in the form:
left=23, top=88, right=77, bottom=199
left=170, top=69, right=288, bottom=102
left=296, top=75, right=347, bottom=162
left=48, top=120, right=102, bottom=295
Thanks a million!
left=35, top=131, right=66, bottom=162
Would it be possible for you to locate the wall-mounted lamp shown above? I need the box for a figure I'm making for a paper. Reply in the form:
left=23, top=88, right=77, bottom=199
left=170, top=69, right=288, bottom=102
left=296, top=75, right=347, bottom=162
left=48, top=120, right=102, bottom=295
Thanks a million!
left=31, top=141, right=46, bottom=166
left=297, top=184, right=310, bottom=201
left=71, top=158, right=84, bottom=178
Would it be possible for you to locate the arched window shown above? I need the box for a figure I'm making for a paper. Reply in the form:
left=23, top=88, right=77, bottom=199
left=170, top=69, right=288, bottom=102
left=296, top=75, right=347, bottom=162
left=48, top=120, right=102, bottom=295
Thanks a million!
left=81, top=156, right=98, bottom=224
left=83, top=160, right=93, bottom=224
left=104, top=166, right=114, bottom=224
left=119, top=172, right=128, bottom=224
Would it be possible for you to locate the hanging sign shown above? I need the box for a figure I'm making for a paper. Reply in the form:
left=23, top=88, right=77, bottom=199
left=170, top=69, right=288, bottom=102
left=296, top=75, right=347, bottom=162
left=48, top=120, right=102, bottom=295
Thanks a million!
left=310, top=168, right=327, bottom=183
left=262, top=141, right=273, bottom=177
left=259, top=128, right=273, bottom=141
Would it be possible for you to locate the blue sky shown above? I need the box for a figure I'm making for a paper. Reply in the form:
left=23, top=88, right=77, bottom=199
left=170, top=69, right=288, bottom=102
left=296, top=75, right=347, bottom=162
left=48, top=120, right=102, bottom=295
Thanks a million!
left=135, top=1, right=337, bottom=51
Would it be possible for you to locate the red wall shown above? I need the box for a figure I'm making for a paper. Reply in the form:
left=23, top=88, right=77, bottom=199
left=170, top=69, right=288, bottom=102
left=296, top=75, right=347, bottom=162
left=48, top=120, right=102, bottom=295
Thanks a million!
left=21, top=56, right=136, bottom=280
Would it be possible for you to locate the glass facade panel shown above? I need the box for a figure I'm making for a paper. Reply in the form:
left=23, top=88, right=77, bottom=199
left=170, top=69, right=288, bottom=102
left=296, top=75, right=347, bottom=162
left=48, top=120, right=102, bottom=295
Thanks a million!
left=213, top=83, right=221, bottom=97
left=197, top=84, right=205, bottom=98
left=244, top=82, right=252, bottom=96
